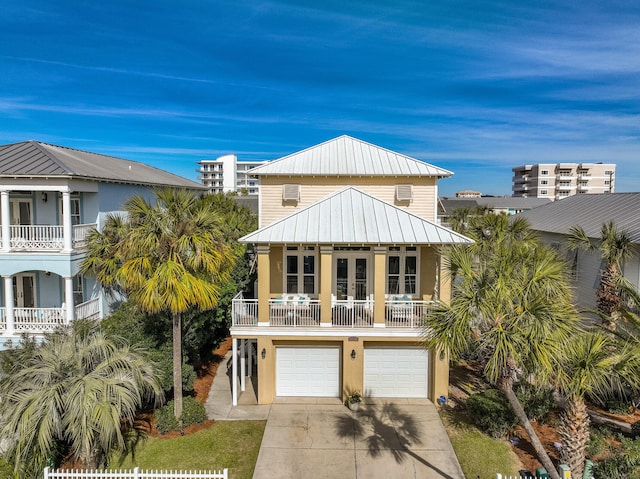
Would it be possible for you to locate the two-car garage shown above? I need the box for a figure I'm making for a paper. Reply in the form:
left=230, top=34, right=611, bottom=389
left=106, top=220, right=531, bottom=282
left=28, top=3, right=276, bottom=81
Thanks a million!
left=274, top=345, right=429, bottom=399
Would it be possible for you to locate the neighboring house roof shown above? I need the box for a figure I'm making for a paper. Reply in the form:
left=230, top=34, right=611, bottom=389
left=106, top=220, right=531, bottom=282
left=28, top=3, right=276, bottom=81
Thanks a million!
left=0, top=140, right=203, bottom=188
left=439, top=197, right=551, bottom=215
left=248, top=135, right=453, bottom=178
left=515, top=192, right=640, bottom=244
left=240, top=187, right=473, bottom=245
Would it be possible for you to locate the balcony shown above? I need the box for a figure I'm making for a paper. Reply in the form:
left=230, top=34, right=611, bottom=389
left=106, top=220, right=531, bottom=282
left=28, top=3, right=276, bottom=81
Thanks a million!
left=231, top=293, right=435, bottom=329
left=0, top=298, right=100, bottom=335
left=1, top=223, right=95, bottom=252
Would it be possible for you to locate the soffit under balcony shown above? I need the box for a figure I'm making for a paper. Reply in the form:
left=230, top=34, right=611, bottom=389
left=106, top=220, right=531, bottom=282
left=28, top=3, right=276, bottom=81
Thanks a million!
left=240, top=187, right=473, bottom=245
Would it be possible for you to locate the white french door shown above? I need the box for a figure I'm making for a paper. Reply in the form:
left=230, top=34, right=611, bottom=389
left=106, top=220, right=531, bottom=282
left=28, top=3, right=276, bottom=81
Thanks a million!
left=10, top=199, right=32, bottom=225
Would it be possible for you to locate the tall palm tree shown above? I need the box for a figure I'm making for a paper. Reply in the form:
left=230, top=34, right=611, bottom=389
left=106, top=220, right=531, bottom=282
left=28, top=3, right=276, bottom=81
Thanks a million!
left=425, top=214, right=579, bottom=479
left=554, top=331, right=640, bottom=478
left=0, top=320, right=162, bottom=476
left=82, top=188, right=236, bottom=421
left=568, top=221, right=634, bottom=326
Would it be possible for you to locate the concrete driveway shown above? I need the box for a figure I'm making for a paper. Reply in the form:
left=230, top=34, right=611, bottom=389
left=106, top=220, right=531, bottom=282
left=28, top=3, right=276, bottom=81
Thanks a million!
left=252, top=398, right=465, bottom=479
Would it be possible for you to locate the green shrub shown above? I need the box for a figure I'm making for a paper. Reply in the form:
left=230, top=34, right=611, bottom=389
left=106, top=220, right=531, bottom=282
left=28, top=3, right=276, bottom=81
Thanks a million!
left=514, top=383, right=555, bottom=423
left=181, top=396, right=208, bottom=427
left=592, top=454, right=637, bottom=479
left=155, top=397, right=207, bottom=434
left=466, top=389, right=517, bottom=438
left=155, top=402, right=180, bottom=434
left=605, top=398, right=632, bottom=415
left=586, top=426, right=609, bottom=458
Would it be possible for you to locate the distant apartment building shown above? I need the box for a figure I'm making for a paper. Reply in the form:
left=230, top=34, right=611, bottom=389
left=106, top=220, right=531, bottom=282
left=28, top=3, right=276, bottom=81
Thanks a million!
left=197, top=154, right=267, bottom=195
left=512, top=163, right=616, bottom=200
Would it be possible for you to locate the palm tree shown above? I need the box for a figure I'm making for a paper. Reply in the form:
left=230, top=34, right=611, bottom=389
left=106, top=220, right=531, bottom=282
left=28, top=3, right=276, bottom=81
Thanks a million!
left=425, top=214, right=579, bottom=479
left=554, top=331, right=640, bottom=478
left=0, top=320, right=162, bottom=476
left=82, top=188, right=236, bottom=421
left=568, top=221, right=634, bottom=326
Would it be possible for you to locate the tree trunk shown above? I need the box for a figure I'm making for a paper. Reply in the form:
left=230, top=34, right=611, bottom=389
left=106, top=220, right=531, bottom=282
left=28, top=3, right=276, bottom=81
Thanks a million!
left=172, top=311, right=183, bottom=425
left=558, top=398, right=589, bottom=479
left=499, top=382, right=561, bottom=479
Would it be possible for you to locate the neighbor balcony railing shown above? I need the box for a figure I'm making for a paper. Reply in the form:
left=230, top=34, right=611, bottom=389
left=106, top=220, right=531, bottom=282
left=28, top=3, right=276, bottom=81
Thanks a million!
left=13, top=307, right=66, bottom=332
left=5, top=223, right=96, bottom=251
left=75, top=297, right=100, bottom=320
left=384, top=300, right=435, bottom=328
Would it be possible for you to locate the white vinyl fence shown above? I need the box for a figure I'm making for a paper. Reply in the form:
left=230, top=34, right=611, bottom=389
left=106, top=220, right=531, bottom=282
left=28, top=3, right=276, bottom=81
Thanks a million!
left=43, top=468, right=228, bottom=479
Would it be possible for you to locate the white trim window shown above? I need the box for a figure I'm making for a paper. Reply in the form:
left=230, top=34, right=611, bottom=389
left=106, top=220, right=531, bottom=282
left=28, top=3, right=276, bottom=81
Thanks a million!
left=387, top=246, right=419, bottom=296
left=285, top=246, right=317, bottom=295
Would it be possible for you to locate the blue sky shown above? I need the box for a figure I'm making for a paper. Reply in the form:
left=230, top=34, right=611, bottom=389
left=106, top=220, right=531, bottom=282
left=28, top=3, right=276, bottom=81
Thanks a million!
left=1, top=0, right=639, bottom=196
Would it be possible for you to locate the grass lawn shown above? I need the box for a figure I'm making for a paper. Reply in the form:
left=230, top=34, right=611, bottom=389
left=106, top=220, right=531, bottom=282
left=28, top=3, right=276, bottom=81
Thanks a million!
left=440, top=409, right=523, bottom=479
left=112, top=421, right=266, bottom=479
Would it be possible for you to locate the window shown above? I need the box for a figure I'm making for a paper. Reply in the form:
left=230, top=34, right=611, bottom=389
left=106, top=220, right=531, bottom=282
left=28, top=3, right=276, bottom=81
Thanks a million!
left=604, top=180, right=610, bottom=185
left=60, top=197, right=81, bottom=225
left=605, top=170, right=613, bottom=175
left=541, top=170, right=549, bottom=175
left=540, top=190, right=548, bottom=195
left=387, top=247, right=418, bottom=295
left=285, top=246, right=316, bottom=294
left=540, top=180, right=548, bottom=185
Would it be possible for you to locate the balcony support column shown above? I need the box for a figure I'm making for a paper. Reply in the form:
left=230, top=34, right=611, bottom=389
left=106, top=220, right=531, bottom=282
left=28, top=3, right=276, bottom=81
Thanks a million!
left=319, top=246, right=333, bottom=326
left=232, top=338, right=238, bottom=406
left=3, top=275, right=14, bottom=334
left=64, top=276, right=74, bottom=323
left=240, top=338, right=246, bottom=392
left=256, top=246, right=271, bottom=326
left=62, top=191, right=73, bottom=253
left=1, top=191, right=10, bottom=251
left=373, top=247, right=387, bottom=327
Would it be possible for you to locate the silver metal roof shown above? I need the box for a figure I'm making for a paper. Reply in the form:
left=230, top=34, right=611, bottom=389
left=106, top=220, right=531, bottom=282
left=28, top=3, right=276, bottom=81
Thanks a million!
left=248, top=135, right=453, bottom=178
left=0, top=141, right=203, bottom=189
left=240, top=187, right=473, bottom=245
left=515, top=193, right=640, bottom=244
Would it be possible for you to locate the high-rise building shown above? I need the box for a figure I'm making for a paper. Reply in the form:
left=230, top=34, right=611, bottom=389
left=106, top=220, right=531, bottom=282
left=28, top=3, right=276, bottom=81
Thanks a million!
left=512, top=163, right=615, bottom=200
left=196, top=154, right=267, bottom=195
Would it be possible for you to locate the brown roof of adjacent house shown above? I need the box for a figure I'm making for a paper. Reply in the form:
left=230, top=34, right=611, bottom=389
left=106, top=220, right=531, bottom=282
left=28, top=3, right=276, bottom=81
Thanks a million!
left=0, top=140, right=203, bottom=189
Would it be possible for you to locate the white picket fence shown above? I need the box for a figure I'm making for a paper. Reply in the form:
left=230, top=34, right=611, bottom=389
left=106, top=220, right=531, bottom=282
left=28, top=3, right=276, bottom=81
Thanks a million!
left=43, top=467, right=228, bottom=479
left=496, top=475, right=535, bottom=479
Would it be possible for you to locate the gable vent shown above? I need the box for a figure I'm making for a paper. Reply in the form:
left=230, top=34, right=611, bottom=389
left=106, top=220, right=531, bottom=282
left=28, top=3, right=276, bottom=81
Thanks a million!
left=395, top=184, right=413, bottom=202
left=282, top=184, right=300, bottom=202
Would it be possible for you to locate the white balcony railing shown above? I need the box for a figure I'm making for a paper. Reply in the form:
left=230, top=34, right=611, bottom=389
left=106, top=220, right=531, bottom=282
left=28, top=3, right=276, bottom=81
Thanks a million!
left=14, top=308, right=66, bottom=332
left=231, top=295, right=435, bottom=329
left=75, top=298, right=100, bottom=320
left=269, top=299, right=321, bottom=327
left=5, top=223, right=96, bottom=251
left=385, top=300, right=435, bottom=328
left=72, top=223, right=96, bottom=248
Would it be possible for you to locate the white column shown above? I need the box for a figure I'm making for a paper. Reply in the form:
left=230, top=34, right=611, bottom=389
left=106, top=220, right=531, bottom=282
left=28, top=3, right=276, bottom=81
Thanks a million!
left=232, top=338, right=238, bottom=406
left=1, top=191, right=10, bottom=251
left=64, top=276, right=74, bottom=323
left=248, top=339, right=253, bottom=377
left=3, top=275, right=14, bottom=335
left=240, top=339, right=246, bottom=392
left=62, top=191, right=73, bottom=252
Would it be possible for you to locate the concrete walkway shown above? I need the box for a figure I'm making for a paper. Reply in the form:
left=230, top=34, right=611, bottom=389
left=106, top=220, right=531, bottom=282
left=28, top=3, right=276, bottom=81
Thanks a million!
left=205, top=351, right=464, bottom=478
left=204, top=351, right=270, bottom=420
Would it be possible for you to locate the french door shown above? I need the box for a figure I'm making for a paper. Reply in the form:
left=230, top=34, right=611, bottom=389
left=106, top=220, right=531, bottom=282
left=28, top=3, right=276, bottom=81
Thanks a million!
left=334, top=254, right=369, bottom=301
left=13, top=274, right=35, bottom=308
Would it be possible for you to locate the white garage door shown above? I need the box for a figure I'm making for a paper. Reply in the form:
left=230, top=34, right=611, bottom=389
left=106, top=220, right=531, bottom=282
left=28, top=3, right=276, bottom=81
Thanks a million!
left=364, top=347, right=429, bottom=398
left=276, top=347, right=340, bottom=397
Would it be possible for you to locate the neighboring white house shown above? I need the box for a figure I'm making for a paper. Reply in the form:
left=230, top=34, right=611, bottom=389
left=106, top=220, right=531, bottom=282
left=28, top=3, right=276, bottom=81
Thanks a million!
left=515, top=192, right=640, bottom=310
left=0, top=140, right=204, bottom=348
